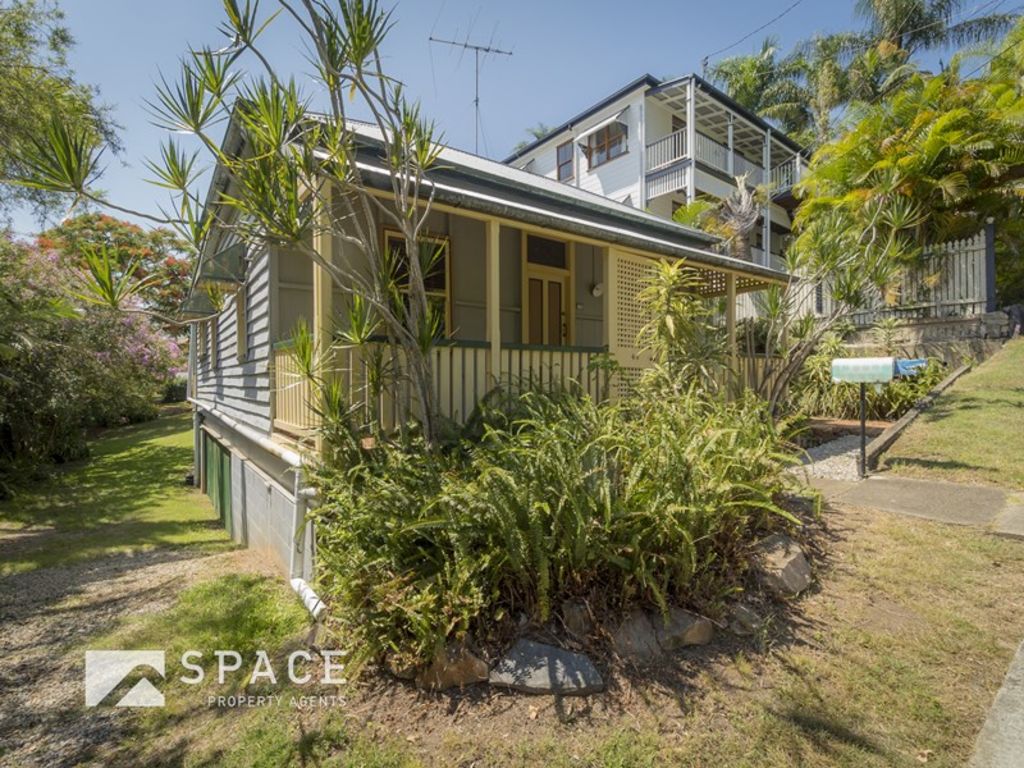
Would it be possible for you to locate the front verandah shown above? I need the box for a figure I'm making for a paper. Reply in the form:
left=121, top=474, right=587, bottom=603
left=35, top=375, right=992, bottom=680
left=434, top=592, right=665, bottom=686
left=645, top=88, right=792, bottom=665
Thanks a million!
left=268, top=208, right=776, bottom=441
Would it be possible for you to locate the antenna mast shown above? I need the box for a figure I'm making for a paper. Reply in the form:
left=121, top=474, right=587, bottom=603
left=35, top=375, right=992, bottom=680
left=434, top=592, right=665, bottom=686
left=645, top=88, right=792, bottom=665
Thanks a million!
left=429, top=34, right=512, bottom=154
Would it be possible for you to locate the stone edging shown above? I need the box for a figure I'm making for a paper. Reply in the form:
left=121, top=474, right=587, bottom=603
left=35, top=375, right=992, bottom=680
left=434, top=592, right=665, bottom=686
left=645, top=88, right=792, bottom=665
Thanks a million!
left=865, top=363, right=972, bottom=470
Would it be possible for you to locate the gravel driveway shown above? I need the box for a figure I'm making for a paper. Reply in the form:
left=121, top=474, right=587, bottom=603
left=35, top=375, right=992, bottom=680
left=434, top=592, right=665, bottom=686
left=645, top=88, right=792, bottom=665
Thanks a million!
left=0, top=541, right=255, bottom=768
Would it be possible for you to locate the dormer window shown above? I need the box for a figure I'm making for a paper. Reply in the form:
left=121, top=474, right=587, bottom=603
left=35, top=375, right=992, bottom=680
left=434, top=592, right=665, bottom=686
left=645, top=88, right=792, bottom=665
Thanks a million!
left=584, top=121, right=627, bottom=170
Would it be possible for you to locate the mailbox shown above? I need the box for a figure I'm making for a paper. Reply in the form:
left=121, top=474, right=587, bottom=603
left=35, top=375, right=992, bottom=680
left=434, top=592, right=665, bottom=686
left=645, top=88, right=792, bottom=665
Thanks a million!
left=830, top=356, right=896, bottom=479
left=831, top=357, right=895, bottom=384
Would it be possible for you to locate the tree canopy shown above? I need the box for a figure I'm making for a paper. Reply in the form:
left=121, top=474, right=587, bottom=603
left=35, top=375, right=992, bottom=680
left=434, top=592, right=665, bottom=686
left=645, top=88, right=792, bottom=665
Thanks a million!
left=708, top=1, right=1019, bottom=146
left=0, top=0, right=117, bottom=220
left=38, top=214, right=193, bottom=333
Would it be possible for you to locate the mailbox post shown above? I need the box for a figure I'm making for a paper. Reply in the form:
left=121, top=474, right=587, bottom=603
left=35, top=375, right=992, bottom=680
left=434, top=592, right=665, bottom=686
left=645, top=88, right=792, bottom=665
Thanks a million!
left=831, top=357, right=896, bottom=478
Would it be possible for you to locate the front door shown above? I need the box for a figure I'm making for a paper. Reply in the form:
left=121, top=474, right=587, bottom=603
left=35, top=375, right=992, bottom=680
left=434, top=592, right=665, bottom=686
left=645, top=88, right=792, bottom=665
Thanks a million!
left=526, top=270, right=568, bottom=345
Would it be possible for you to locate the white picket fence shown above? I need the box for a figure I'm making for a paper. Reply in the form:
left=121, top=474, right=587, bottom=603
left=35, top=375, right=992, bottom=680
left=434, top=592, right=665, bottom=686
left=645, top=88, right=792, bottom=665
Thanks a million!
left=739, top=229, right=993, bottom=327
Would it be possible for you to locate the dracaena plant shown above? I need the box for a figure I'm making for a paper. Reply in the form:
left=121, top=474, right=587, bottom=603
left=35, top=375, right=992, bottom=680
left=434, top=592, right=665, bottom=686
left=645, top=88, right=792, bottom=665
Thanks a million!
left=9, top=0, right=450, bottom=448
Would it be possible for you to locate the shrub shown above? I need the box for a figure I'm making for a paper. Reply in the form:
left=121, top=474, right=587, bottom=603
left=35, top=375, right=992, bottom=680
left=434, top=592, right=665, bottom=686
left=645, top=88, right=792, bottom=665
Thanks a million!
left=310, top=386, right=800, bottom=672
left=0, top=236, right=180, bottom=495
left=787, top=333, right=946, bottom=421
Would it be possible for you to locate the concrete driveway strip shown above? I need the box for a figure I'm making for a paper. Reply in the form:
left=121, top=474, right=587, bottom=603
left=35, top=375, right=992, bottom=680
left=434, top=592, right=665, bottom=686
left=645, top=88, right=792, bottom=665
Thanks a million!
left=827, top=476, right=1006, bottom=527
left=971, top=640, right=1024, bottom=768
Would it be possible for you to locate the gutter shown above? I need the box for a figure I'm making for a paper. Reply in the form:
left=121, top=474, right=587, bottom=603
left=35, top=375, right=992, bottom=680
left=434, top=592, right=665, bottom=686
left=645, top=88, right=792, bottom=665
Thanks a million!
left=346, top=156, right=790, bottom=287
left=188, top=398, right=304, bottom=468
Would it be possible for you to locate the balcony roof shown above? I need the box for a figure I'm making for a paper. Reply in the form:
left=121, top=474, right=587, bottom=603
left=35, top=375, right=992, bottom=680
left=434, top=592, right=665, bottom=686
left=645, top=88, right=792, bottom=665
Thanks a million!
left=503, top=72, right=804, bottom=164
left=651, top=74, right=805, bottom=155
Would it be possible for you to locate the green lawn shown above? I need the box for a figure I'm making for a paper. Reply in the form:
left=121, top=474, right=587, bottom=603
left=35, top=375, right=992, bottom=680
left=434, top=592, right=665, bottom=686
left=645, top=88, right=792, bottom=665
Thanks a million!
left=0, top=412, right=232, bottom=574
left=77, top=505, right=1024, bottom=768
left=881, top=338, right=1024, bottom=489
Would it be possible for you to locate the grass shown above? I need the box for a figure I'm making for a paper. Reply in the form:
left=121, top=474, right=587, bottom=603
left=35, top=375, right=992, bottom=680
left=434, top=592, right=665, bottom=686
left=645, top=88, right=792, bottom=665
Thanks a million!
left=73, top=503, right=1024, bottom=767
left=881, top=338, right=1024, bottom=489
left=0, top=412, right=232, bottom=574
left=12, top=401, right=1021, bottom=766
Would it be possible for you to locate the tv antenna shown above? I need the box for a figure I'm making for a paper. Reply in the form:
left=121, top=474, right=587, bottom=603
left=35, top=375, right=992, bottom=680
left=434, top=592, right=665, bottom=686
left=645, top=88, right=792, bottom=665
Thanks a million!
left=429, top=34, right=512, bottom=154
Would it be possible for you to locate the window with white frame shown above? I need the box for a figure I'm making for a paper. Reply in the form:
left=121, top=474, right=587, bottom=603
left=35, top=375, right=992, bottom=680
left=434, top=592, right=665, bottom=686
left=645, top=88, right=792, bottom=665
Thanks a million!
left=556, top=140, right=574, bottom=182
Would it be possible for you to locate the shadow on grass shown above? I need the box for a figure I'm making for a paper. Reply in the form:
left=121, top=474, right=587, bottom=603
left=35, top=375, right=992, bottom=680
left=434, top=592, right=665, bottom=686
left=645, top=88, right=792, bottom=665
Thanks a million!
left=771, top=707, right=890, bottom=761
left=0, top=414, right=228, bottom=573
left=1, top=442, right=195, bottom=529
left=912, top=393, right=1024, bottom=425
left=883, top=456, right=992, bottom=474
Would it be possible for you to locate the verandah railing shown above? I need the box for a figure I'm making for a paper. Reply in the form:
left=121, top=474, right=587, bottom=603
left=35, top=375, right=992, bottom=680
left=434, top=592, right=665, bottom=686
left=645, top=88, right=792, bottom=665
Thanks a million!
left=271, top=337, right=783, bottom=439
left=271, top=339, right=610, bottom=437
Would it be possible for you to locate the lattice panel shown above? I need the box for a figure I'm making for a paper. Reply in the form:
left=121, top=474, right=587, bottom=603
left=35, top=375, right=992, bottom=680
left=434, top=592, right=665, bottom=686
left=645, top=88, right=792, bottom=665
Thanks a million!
left=615, top=253, right=658, bottom=351
left=614, top=365, right=646, bottom=400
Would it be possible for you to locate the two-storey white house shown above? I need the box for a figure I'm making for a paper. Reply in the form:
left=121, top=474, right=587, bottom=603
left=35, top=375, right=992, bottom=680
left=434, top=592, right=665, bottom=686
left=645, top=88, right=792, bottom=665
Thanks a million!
left=503, top=73, right=807, bottom=270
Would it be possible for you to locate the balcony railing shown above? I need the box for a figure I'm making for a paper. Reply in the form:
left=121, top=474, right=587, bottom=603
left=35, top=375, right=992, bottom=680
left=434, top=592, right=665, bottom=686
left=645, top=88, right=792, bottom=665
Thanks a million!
left=693, top=132, right=730, bottom=174
left=645, top=128, right=687, bottom=172
left=771, top=156, right=804, bottom=191
left=271, top=341, right=316, bottom=436
left=733, top=153, right=764, bottom=185
left=271, top=338, right=608, bottom=437
left=644, top=129, right=766, bottom=194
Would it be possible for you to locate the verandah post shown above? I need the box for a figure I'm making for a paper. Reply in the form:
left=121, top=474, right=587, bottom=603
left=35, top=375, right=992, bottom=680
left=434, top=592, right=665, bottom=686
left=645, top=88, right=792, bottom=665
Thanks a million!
left=485, top=219, right=501, bottom=386
left=312, top=182, right=334, bottom=451
left=726, top=272, right=738, bottom=398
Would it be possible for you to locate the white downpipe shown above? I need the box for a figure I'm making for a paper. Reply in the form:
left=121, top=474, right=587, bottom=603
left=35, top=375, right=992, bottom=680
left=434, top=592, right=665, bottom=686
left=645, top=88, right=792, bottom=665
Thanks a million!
left=189, top=398, right=324, bottom=617
left=291, top=578, right=325, bottom=619
left=288, top=460, right=324, bottom=619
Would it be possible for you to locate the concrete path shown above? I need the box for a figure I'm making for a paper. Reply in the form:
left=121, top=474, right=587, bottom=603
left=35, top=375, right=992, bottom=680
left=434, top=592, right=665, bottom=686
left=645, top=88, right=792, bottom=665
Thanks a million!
left=808, top=471, right=1024, bottom=767
left=811, top=474, right=1024, bottom=539
left=970, top=640, right=1024, bottom=768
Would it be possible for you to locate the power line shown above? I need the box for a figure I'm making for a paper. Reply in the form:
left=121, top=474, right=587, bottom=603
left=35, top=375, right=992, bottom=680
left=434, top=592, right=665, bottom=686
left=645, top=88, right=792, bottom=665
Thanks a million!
left=702, top=0, right=805, bottom=72
left=428, top=34, right=512, bottom=155
left=831, top=0, right=1011, bottom=61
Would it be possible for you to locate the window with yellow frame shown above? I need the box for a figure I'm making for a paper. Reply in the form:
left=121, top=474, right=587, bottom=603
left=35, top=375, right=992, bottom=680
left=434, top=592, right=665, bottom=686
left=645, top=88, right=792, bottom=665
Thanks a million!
left=383, top=230, right=451, bottom=336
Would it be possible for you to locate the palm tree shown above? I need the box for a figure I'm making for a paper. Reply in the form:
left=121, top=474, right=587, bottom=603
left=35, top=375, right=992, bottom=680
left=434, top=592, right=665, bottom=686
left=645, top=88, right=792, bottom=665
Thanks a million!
left=855, top=0, right=1019, bottom=54
left=706, top=38, right=801, bottom=118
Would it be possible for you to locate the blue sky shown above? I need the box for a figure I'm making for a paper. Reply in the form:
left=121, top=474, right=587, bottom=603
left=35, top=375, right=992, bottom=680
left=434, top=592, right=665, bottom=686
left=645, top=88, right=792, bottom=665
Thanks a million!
left=13, top=0, right=921, bottom=236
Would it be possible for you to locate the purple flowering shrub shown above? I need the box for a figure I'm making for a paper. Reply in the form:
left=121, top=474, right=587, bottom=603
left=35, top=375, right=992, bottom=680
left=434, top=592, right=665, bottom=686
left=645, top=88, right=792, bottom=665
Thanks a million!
left=0, top=235, right=182, bottom=495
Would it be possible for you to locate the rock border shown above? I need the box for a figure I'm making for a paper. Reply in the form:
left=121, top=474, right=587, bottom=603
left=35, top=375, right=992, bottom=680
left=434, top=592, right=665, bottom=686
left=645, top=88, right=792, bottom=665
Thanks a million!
left=866, top=362, right=972, bottom=471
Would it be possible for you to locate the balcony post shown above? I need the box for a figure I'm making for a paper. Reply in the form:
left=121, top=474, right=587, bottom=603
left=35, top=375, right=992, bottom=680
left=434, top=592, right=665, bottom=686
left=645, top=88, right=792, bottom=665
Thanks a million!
left=485, top=219, right=501, bottom=384
left=762, top=131, right=772, bottom=267
left=686, top=79, right=696, bottom=202
left=726, top=114, right=735, bottom=176
left=726, top=272, right=738, bottom=396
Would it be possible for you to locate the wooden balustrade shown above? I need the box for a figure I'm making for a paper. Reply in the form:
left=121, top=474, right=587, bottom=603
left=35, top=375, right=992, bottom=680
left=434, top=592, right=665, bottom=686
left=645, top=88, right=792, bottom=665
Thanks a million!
left=273, top=337, right=780, bottom=439
left=271, top=341, right=317, bottom=436
left=645, top=129, right=687, bottom=172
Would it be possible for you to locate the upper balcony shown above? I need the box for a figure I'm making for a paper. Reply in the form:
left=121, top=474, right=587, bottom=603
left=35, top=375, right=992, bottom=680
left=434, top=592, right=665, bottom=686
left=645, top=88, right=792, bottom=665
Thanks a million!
left=643, top=77, right=806, bottom=207
left=644, top=128, right=805, bottom=203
